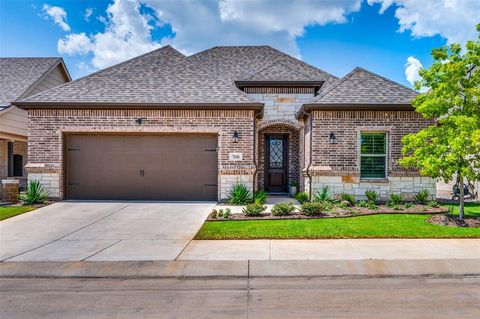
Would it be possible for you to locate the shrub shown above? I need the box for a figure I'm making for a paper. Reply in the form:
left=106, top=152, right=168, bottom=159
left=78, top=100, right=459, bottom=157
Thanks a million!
left=19, top=180, right=48, bottom=205
left=405, top=202, right=414, bottom=209
left=271, top=202, right=295, bottom=216
left=365, top=190, right=377, bottom=203
left=340, top=193, right=356, bottom=206
left=253, top=191, right=267, bottom=204
left=209, top=209, right=218, bottom=219
left=338, top=200, right=350, bottom=209
left=367, top=201, right=378, bottom=210
left=300, top=202, right=324, bottom=216
left=415, top=189, right=430, bottom=205
left=294, top=192, right=309, bottom=204
left=428, top=200, right=439, bottom=208
left=227, top=184, right=252, bottom=205
left=242, top=202, right=266, bottom=216
left=313, top=186, right=332, bottom=203
left=222, top=208, right=231, bottom=219
left=357, top=200, right=368, bottom=208
left=388, top=193, right=403, bottom=207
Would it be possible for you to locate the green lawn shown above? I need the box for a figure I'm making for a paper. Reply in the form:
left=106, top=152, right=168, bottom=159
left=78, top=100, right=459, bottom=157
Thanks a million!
left=195, top=203, right=480, bottom=240
left=0, top=206, right=35, bottom=221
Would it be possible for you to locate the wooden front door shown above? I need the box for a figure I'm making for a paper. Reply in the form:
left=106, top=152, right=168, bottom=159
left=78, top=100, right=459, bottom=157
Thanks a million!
left=265, top=135, right=288, bottom=193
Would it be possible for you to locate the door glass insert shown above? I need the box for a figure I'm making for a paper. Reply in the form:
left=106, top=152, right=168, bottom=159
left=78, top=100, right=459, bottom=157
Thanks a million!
left=269, top=138, right=284, bottom=168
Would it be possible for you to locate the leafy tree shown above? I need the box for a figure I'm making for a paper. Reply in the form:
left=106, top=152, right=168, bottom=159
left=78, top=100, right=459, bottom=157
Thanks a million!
left=400, top=24, right=480, bottom=219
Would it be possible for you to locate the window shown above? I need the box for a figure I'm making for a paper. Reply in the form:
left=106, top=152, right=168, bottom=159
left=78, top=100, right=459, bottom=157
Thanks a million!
left=13, top=154, right=23, bottom=177
left=360, top=133, right=387, bottom=179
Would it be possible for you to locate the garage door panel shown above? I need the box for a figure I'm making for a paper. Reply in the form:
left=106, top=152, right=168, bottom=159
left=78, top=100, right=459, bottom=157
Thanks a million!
left=65, top=134, right=218, bottom=201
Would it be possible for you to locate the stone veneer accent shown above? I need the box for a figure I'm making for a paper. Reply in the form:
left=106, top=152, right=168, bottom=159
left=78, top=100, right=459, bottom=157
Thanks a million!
left=26, top=109, right=257, bottom=200
left=305, top=109, right=437, bottom=199
left=248, top=93, right=314, bottom=121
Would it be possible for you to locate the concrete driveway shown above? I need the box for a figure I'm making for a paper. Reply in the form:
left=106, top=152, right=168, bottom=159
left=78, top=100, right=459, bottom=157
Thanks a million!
left=0, top=202, right=214, bottom=261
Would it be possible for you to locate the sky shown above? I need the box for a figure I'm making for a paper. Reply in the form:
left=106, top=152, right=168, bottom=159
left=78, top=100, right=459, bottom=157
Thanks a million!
left=0, top=0, right=479, bottom=87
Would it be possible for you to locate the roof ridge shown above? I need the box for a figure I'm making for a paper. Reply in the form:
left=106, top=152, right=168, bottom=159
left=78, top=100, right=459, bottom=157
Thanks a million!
left=353, top=66, right=418, bottom=93
left=0, top=57, right=61, bottom=60
left=240, top=58, right=318, bottom=81
left=180, top=48, right=259, bottom=103
left=19, top=45, right=179, bottom=102
left=265, top=46, right=339, bottom=80
left=312, top=67, right=359, bottom=102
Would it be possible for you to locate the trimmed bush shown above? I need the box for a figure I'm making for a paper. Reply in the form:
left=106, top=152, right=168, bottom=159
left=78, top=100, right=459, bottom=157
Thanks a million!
left=227, top=184, right=252, bottom=205
left=242, top=202, right=266, bottom=216
left=340, top=193, right=356, bottom=206
left=19, top=180, right=48, bottom=205
left=388, top=193, right=403, bottom=207
left=313, top=186, right=332, bottom=203
left=209, top=209, right=218, bottom=219
left=415, top=189, right=430, bottom=205
left=222, top=208, right=231, bottom=219
left=365, top=190, right=377, bottom=203
left=300, top=202, right=324, bottom=216
left=294, top=192, right=309, bottom=204
left=428, top=200, right=439, bottom=208
left=253, top=191, right=268, bottom=204
left=271, top=202, right=295, bottom=216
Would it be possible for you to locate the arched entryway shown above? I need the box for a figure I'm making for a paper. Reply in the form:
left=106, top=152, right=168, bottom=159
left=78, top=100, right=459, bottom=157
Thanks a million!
left=257, top=120, right=301, bottom=193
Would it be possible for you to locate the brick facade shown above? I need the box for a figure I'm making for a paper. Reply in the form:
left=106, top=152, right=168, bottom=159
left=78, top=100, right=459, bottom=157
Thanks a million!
left=304, top=109, right=437, bottom=199
left=26, top=108, right=256, bottom=200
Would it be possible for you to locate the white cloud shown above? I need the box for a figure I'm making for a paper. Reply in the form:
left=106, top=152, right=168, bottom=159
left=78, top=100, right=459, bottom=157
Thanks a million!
left=58, top=33, right=92, bottom=55
left=43, top=4, right=70, bottom=31
left=83, top=7, right=93, bottom=22
left=218, top=0, right=361, bottom=37
left=368, top=0, right=480, bottom=45
left=405, top=56, right=424, bottom=90
left=57, top=0, right=160, bottom=69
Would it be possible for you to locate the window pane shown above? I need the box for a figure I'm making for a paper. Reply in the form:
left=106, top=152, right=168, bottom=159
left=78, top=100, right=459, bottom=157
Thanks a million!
left=361, top=133, right=386, bottom=155
left=361, top=156, right=386, bottom=178
left=269, top=138, right=284, bottom=169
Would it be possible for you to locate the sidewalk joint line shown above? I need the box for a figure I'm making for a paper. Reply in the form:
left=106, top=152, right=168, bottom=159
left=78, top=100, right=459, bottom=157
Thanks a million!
left=3, top=204, right=131, bottom=261
left=82, top=240, right=122, bottom=261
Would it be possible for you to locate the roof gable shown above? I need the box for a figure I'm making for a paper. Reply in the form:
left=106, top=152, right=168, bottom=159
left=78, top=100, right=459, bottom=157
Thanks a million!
left=311, top=67, right=418, bottom=105
left=239, top=60, right=318, bottom=82
left=188, top=46, right=338, bottom=85
left=0, top=57, right=64, bottom=108
left=18, top=46, right=259, bottom=107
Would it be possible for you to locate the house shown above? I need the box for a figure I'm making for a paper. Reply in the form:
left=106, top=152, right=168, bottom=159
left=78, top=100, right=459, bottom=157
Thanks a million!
left=13, top=46, right=436, bottom=201
left=0, top=58, right=71, bottom=199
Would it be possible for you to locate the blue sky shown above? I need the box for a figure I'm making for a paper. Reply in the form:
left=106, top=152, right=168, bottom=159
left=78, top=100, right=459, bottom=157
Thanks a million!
left=1, top=0, right=478, bottom=86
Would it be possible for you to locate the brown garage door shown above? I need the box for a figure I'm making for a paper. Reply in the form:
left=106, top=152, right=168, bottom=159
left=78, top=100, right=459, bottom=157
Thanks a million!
left=65, top=134, right=218, bottom=201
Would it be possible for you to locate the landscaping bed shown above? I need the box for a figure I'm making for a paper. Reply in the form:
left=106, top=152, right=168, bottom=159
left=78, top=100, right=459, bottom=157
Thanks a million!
left=428, top=215, right=480, bottom=228
left=207, top=204, right=447, bottom=221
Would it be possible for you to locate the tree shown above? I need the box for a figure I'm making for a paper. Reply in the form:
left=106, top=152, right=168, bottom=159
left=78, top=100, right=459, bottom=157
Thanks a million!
left=400, top=24, right=480, bottom=219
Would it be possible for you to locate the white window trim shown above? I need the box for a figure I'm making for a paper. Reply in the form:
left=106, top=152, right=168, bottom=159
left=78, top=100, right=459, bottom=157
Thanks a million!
left=358, top=131, right=388, bottom=180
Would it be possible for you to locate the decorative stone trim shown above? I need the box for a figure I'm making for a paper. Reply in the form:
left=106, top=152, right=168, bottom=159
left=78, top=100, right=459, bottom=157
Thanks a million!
left=258, top=119, right=302, bottom=131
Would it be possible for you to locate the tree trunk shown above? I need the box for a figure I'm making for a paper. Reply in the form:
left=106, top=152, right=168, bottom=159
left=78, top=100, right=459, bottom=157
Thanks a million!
left=459, top=174, right=465, bottom=220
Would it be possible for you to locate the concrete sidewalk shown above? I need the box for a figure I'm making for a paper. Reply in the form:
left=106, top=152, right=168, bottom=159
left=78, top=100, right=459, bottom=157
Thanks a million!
left=178, top=239, right=480, bottom=260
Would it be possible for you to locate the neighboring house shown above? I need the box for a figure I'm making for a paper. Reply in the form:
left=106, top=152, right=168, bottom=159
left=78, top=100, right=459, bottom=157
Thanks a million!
left=13, top=46, right=436, bottom=201
left=0, top=58, right=71, bottom=199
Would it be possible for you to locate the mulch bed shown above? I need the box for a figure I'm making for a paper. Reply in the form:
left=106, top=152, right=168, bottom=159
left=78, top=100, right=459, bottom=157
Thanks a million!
left=427, top=215, right=480, bottom=228
left=208, top=205, right=448, bottom=221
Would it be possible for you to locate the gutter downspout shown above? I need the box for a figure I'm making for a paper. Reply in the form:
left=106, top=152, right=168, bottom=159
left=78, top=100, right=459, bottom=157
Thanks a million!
left=253, top=109, right=263, bottom=193
left=301, top=108, right=313, bottom=199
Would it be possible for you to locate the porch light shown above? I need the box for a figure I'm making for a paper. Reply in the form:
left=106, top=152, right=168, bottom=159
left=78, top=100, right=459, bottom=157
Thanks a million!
left=329, top=132, right=337, bottom=144
left=232, top=130, right=239, bottom=143
left=135, top=118, right=146, bottom=124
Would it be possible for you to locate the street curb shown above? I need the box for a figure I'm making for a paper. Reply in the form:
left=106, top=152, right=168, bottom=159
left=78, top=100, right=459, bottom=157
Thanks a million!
left=1, top=259, right=479, bottom=279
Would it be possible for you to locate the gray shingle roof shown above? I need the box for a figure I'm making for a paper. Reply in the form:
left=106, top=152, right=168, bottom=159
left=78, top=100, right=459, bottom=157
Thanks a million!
left=311, top=67, right=418, bottom=105
left=188, top=46, right=338, bottom=85
left=0, top=57, right=61, bottom=108
left=18, top=46, right=259, bottom=106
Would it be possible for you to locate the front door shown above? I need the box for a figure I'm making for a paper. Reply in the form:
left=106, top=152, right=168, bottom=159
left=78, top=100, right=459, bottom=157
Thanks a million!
left=265, top=135, right=288, bottom=193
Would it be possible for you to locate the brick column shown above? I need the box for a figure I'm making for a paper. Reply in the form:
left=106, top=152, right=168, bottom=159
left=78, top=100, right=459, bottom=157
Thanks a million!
left=2, top=179, right=19, bottom=203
